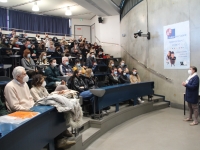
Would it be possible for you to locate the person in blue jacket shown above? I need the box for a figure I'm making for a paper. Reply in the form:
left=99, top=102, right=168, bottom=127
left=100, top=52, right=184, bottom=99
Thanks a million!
left=182, top=66, right=199, bottom=126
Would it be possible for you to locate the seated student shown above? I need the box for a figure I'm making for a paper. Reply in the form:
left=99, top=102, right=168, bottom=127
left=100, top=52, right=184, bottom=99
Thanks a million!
left=97, top=49, right=104, bottom=58
left=119, top=70, right=130, bottom=84
left=109, top=67, right=120, bottom=85
left=87, top=48, right=96, bottom=58
left=108, top=60, right=115, bottom=73
left=86, top=52, right=97, bottom=68
left=19, top=40, right=36, bottom=57
left=71, top=70, right=88, bottom=93
left=118, top=60, right=129, bottom=74
left=44, top=58, right=63, bottom=88
left=71, top=43, right=81, bottom=55
left=60, top=57, right=73, bottom=76
left=21, top=49, right=37, bottom=78
left=36, top=34, right=40, bottom=41
left=93, top=42, right=99, bottom=54
left=36, top=52, right=49, bottom=74
left=38, top=41, right=46, bottom=51
left=37, top=52, right=49, bottom=65
left=83, top=68, right=96, bottom=89
left=47, top=41, right=55, bottom=52
left=11, top=36, right=21, bottom=48
left=130, top=68, right=144, bottom=103
left=0, top=38, right=13, bottom=55
left=8, top=29, right=16, bottom=38
left=30, top=74, right=49, bottom=102
left=4, top=66, right=34, bottom=112
left=130, top=68, right=141, bottom=83
left=62, top=47, right=70, bottom=56
left=73, top=59, right=86, bottom=75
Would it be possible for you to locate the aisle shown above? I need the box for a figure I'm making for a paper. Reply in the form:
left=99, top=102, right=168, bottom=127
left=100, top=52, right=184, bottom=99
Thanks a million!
left=86, top=108, right=200, bottom=150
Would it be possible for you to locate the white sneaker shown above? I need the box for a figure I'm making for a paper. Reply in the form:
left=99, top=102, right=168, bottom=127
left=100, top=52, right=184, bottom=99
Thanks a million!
left=138, top=98, right=144, bottom=104
left=102, top=111, right=107, bottom=115
left=106, top=110, right=110, bottom=114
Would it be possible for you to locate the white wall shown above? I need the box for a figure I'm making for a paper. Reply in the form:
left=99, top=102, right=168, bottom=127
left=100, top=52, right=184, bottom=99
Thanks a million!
left=71, top=18, right=91, bottom=38
left=120, top=0, right=200, bottom=107
left=90, top=15, right=121, bottom=57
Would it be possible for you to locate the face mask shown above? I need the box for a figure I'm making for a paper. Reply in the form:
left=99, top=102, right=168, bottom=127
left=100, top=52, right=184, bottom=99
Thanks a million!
left=52, top=63, right=57, bottom=67
left=123, top=73, right=126, bottom=76
left=99, top=52, right=102, bottom=55
left=5, top=41, right=8, bottom=44
left=114, top=71, right=117, bottom=74
left=43, top=56, right=46, bottom=60
left=92, top=55, right=95, bottom=58
left=65, top=62, right=69, bottom=65
left=111, top=63, right=114, bottom=66
left=188, top=70, right=192, bottom=75
left=91, top=72, right=94, bottom=76
left=27, top=45, right=31, bottom=48
left=27, top=54, right=31, bottom=58
left=77, top=63, right=81, bottom=67
left=41, top=81, right=46, bottom=87
left=121, top=63, right=124, bottom=66
left=80, top=57, right=82, bottom=59
left=133, top=72, right=137, bottom=75
left=23, top=75, right=29, bottom=83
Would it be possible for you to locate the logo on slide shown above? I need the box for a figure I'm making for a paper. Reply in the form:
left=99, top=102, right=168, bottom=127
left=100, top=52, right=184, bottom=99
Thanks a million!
left=166, top=28, right=175, bottom=39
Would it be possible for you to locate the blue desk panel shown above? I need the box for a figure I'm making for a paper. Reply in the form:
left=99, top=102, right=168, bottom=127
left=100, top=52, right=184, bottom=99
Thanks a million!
left=0, top=106, right=67, bottom=150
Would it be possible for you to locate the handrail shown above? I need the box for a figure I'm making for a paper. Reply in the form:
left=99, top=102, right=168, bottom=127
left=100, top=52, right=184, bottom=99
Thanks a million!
left=0, top=27, right=82, bottom=37
left=94, top=36, right=173, bottom=82
left=121, top=46, right=173, bottom=82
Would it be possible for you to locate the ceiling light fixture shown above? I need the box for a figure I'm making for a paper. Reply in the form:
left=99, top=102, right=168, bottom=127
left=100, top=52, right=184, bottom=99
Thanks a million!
left=65, top=7, right=72, bottom=16
left=0, top=0, right=8, bottom=3
left=32, top=2, right=39, bottom=12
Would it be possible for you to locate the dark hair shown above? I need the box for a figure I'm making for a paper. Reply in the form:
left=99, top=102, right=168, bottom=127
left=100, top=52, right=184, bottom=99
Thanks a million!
left=191, top=66, right=197, bottom=72
left=75, top=59, right=80, bottom=64
left=111, top=67, right=117, bottom=71
left=72, top=70, right=79, bottom=78
left=23, top=49, right=30, bottom=57
left=49, top=58, right=56, bottom=63
left=132, top=68, right=137, bottom=71
left=31, top=74, right=44, bottom=87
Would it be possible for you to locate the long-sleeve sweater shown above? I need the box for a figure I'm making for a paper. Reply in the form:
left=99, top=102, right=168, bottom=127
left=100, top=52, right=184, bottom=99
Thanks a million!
left=4, top=79, right=34, bottom=112
left=30, top=86, right=49, bottom=102
left=21, top=57, right=35, bottom=71
left=130, top=74, right=141, bottom=83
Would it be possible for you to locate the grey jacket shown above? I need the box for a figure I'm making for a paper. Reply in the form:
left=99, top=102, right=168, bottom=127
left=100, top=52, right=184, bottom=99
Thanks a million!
left=21, top=57, right=35, bottom=71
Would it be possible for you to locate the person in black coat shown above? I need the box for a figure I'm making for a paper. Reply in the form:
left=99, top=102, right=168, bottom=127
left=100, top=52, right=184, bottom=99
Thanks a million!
left=82, top=68, right=96, bottom=89
left=71, top=70, right=88, bottom=93
left=182, top=66, right=199, bottom=125
left=119, top=70, right=130, bottom=84
left=108, top=67, right=120, bottom=85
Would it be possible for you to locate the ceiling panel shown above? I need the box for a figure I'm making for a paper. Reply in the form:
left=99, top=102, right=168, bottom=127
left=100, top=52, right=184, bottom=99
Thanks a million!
left=111, top=0, right=122, bottom=7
